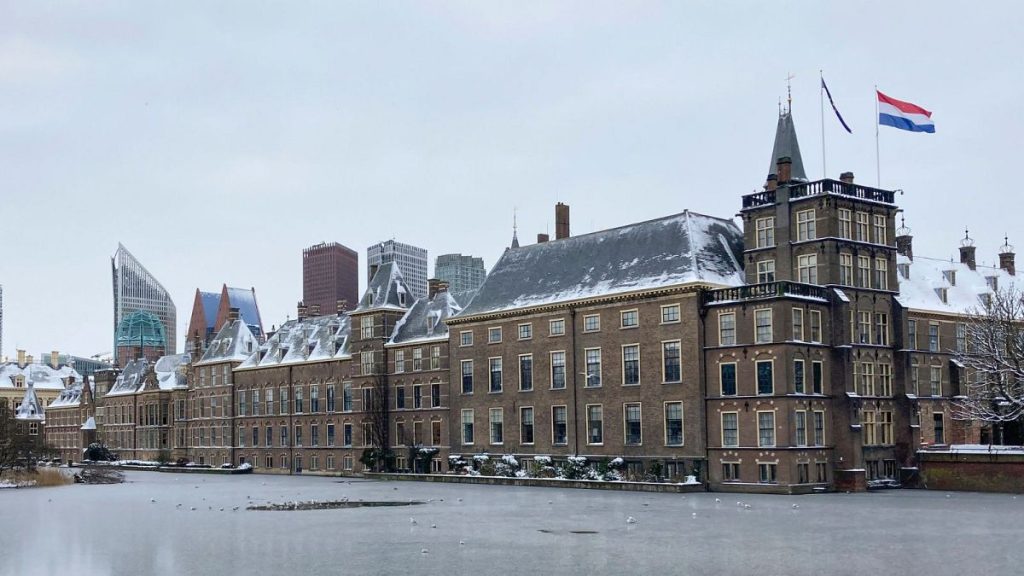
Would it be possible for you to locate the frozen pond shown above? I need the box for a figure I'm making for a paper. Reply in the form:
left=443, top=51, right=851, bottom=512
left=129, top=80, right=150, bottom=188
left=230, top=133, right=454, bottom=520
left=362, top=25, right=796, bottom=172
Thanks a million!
left=3, top=471, right=1022, bottom=575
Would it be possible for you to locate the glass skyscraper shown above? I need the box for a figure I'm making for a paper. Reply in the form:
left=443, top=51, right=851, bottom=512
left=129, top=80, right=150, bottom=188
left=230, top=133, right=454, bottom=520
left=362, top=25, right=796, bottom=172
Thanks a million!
left=111, top=243, right=176, bottom=361
left=367, top=240, right=428, bottom=300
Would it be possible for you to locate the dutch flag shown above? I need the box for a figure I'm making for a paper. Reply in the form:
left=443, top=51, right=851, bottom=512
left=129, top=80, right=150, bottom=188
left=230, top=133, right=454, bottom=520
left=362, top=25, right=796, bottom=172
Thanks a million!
left=877, top=90, right=935, bottom=133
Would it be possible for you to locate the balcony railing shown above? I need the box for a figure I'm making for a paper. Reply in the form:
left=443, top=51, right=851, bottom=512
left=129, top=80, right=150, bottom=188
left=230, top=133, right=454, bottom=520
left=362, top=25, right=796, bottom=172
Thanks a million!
left=741, top=190, right=776, bottom=209
left=741, top=179, right=895, bottom=209
left=702, top=281, right=831, bottom=305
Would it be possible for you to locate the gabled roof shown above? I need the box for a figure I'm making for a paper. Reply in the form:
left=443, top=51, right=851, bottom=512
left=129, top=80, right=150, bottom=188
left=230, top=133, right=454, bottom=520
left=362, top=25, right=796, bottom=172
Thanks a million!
left=768, top=111, right=807, bottom=181
left=199, top=291, right=222, bottom=331
left=15, top=384, right=44, bottom=420
left=356, top=261, right=411, bottom=312
left=0, top=363, right=82, bottom=390
left=197, top=319, right=258, bottom=365
left=390, top=290, right=465, bottom=345
left=224, top=287, right=263, bottom=337
left=238, top=314, right=351, bottom=369
left=48, top=377, right=95, bottom=409
left=105, top=359, right=149, bottom=396
left=457, top=210, right=744, bottom=318
left=896, top=255, right=1015, bottom=314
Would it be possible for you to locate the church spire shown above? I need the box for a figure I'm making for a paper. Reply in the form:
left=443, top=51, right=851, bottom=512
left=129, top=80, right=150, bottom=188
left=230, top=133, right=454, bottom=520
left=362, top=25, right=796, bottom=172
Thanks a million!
left=510, top=208, right=520, bottom=249
left=768, top=101, right=807, bottom=182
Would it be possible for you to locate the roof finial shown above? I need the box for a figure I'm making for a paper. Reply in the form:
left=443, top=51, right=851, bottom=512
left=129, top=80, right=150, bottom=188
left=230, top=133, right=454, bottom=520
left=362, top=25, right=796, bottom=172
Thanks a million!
left=896, top=214, right=911, bottom=237
left=961, top=228, right=975, bottom=248
left=786, top=72, right=795, bottom=113
left=510, top=207, right=520, bottom=249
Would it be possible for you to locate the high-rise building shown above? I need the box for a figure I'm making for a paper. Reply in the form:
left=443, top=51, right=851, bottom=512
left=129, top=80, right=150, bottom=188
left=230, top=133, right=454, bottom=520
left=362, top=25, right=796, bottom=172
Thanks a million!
left=367, top=240, right=428, bottom=300
left=434, top=253, right=486, bottom=294
left=302, top=242, right=358, bottom=316
left=111, top=243, right=176, bottom=362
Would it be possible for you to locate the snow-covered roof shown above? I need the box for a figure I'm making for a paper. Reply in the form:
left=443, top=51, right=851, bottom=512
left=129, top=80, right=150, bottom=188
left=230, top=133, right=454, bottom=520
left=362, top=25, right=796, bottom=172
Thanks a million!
left=457, top=210, right=744, bottom=318
left=238, top=314, right=351, bottom=369
left=0, top=362, right=82, bottom=390
left=896, top=254, right=1015, bottom=315
left=154, top=354, right=190, bottom=390
left=105, top=359, right=150, bottom=396
left=356, top=261, right=411, bottom=312
left=225, top=287, right=264, bottom=338
left=47, top=377, right=94, bottom=409
left=389, top=290, right=465, bottom=345
left=197, top=319, right=258, bottom=365
left=15, top=384, right=44, bottom=420
left=81, top=416, right=96, bottom=430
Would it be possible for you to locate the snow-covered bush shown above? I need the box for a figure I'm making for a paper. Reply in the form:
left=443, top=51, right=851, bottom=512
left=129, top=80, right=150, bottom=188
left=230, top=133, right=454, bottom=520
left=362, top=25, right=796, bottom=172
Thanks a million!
left=557, top=456, right=596, bottom=480
left=474, top=454, right=496, bottom=476
left=448, top=455, right=468, bottom=474
left=596, top=457, right=626, bottom=481
left=237, top=463, right=253, bottom=471
left=493, top=454, right=520, bottom=478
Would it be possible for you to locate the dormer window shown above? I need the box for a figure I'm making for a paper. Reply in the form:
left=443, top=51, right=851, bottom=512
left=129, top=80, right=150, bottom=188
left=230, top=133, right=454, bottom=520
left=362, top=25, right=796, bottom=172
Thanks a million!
left=986, top=276, right=998, bottom=290
left=935, top=288, right=948, bottom=303
left=943, top=270, right=956, bottom=286
left=399, top=292, right=406, bottom=306
left=14, top=376, right=24, bottom=388
left=979, top=293, right=992, bottom=308
left=897, top=263, right=910, bottom=279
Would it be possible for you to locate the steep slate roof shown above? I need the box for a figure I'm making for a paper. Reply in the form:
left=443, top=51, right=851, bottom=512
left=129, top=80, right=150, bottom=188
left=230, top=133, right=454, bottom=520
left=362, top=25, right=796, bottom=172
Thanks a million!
left=356, top=261, right=411, bottom=312
left=238, top=314, right=352, bottom=369
left=224, top=287, right=264, bottom=338
left=390, top=290, right=465, bottom=345
left=105, top=359, right=149, bottom=396
left=199, top=291, right=222, bottom=331
left=0, top=363, right=82, bottom=391
left=15, top=384, right=44, bottom=420
left=768, top=111, right=807, bottom=181
left=896, top=254, right=1015, bottom=314
left=197, top=319, right=259, bottom=365
left=458, top=210, right=744, bottom=318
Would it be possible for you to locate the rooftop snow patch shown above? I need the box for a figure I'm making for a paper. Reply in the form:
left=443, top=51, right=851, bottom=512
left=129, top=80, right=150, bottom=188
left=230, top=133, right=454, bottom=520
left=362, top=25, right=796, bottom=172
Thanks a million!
left=896, top=255, right=1015, bottom=314
left=458, top=210, right=744, bottom=318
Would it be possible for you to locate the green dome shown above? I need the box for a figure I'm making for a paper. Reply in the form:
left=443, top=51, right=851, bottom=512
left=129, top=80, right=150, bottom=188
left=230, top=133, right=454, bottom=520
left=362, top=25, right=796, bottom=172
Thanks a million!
left=116, top=310, right=167, bottom=349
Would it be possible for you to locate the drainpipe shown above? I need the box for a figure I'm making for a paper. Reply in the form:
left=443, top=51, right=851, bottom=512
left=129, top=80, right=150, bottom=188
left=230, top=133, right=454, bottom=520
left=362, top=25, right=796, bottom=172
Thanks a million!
left=570, top=307, right=579, bottom=456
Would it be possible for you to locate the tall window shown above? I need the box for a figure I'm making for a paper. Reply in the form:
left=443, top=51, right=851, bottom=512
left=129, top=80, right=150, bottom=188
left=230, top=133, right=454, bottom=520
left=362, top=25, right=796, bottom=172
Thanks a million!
left=587, top=405, right=603, bottom=444
left=395, top=350, right=405, bottom=373
left=873, top=214, right=886, bottom=244
left=863, top=410, right=877, bottom=445
left=756, top=216, right=775, bottom=248
left=294, top=386, right=304, bottom=414
left=342, top=383, right=352, bottom=412
left=956, top=323, right=966, bottom=353
left=624, top=403, right=642, bottom=445
left=326, top=385, right=335, bottom=412
left=431, top=383, right=440, bottom=407
left=757, top=260, right=776, bottom=284
left=361, top=318, right=373, bottom=339
left=929, top=323, right=940, bottom=352
left=855, top=212, right=869, bottom=241
left=719, top=312, right=736, bottom=346
left=413, top=385, right=422, bottom=408
left=934, top=413, right=945, bottom=444
left=796, top=209, right=816, bottom=241
left=552, top=406, right=568, bottom=445
left=757, top=411, right=776, bottom=447
left=797, top=254, right=818, bottom=284
left=431, top=346, right=440, bottom=370
left=875, top=313, right=889, bottom=345
left=343, top=424, right=351, bottom=446
left=755, top=309, right=772, bottom=344
left=585, top=349, right=602, bottom=387
left=720, top=363, right=737, bottom=396
left=519, top=355, right=533, bottom=391
left=878, top=363, right=892, bottom=396
left=756, top=360, right=773, bottom=395
left=859, top=362, right=875, bottom=396
left=327, top=423, right=336, bottom=447
left=911, top=363, right=920, bottom=396
left=396, top=386, right=406, bottom=409
left=792, top=309, right=805, bottom=341
left=489, top=358, right=503, bottom=392
left=839, top=208, right=852, bottom=239
left=310, top=385, right=320, bottom=412
left=489, top=408, right=503, bottom=444
left=311, top=424, right=319, bottom=447
left=622, top=345, right=640, bottom=385
left=840, top=253, right=854, bottom=286
left=930, top=366, right=942, bottom=396
left=812, top=361, right=824, bottom=394
left=461, top=409, right=474, bottom=444
left=461, top=360, right=473, bottom=394
left=520, top=407, right=534, bottom=444
left=550, top=351, right=566, bottom=389
left=794, top=359, right=805, bottom=394
left=875, top=257, right=888, bottom=290
left=665, top=402, right=683, bottom=446
left=722, top=412, right=738, bottom=447
left=858, top=311, right=872, bottom=344
left=813, top=411, right=825, bottom=445
left=809, top=310, right=822, bottom=343
left=412, top=349, right=422, bottom=371
left=879, top=410, right=893, bottom=444
left=795, top=411, right=807, bottom=446
left=857, top=256, right=871, bottom=288
left=662, top=341, right=681, bottom=383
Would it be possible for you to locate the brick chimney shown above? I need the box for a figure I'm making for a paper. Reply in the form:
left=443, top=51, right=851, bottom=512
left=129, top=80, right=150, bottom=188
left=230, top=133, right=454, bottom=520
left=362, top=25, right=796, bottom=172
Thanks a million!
left=959, top=230, right=977, bottom=271
left=228, top=307, right=240, bottom=322
left=555, top=202, right=570, bottom=240
left=776, top=157, right=792, bottom=184
left=537, top=233, right=549, bottom=243
left=1000, top=236, right=1016, bottom=276
left=840, top=171, right=855, bottom=184
left=17, top=349, right=25, bottom=368
left=50, top=351, right=59, bottom=369
left=428, top=278, right=441, bottom=299
left=310, top=304, right=321, bottom=317
left=764, top=173, right=778, bottom=192
left=297, top=301, right=308, bottom=320
left=336, top=299, right=348, bottom=315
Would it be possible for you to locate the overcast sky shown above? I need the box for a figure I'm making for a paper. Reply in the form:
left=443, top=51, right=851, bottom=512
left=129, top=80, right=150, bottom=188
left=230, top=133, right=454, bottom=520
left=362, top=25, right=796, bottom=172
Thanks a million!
left=2, top=1, right=1022, bottom=359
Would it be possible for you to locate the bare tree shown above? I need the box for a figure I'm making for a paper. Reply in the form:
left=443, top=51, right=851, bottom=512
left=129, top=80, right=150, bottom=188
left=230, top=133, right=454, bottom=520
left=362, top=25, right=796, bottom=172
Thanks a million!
left=952, top=285, right=1024, bottom=441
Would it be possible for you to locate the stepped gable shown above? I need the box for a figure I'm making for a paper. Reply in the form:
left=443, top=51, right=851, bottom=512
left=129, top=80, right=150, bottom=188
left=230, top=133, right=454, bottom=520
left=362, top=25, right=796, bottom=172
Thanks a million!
left=459, top=210, right=744, bottom=318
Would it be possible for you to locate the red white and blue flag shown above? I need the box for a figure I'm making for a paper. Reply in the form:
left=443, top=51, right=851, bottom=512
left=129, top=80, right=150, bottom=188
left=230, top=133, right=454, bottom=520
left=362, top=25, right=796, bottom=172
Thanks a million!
left=877, top=90, right=935, bottom=133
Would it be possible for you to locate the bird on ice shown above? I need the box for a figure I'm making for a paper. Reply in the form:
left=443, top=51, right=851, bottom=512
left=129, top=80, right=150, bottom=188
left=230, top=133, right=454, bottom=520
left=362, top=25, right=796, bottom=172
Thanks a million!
left=459, top=540, right=465, bottom=546
left=420, top=549, right=429, bottom=555
left=792, top=504, right=800, bottom=509
left=626, top=516, right=638, bottom=524
left=431, top=524, right=437, bottom=529
left=691, top=513, right=698, bottom=518
left=410, top=518, right=418, bottom=525
left=715, top=498, right=721, bottom=503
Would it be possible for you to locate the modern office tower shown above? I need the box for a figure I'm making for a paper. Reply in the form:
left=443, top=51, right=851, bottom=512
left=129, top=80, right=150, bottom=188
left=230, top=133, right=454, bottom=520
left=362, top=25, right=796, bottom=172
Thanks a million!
left=434, top=254, right=486, bottom=294
left=302, top=242, right=359, bottom=316
left=367, top=240, right=428, bottom=300
left=111, top=243, right=176, bottom=362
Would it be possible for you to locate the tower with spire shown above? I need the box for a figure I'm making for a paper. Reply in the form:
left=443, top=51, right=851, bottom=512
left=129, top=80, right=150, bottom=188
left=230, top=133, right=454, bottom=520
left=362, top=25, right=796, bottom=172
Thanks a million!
left=510, top=208, right=520, bottom=249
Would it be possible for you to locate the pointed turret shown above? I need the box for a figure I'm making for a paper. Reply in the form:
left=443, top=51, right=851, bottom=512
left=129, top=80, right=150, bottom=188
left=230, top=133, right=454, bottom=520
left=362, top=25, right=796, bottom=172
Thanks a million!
left=767, top=111, right=807, bottom=182
left=15, top=382, right=44, bottom=420
left=510, top=209, right=520, bottom=248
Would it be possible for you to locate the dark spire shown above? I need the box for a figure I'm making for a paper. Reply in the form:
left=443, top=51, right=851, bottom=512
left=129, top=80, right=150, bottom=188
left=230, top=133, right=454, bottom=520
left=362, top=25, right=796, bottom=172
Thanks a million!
left=510, top=208, right=520, bottom=249
left=768, top=111, right=807, bottom=181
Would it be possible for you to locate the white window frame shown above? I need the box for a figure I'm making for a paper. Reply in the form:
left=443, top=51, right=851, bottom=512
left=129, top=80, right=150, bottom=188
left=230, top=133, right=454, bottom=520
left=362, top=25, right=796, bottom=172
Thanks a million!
left=660, top=304, right=680, bottom=324
left=620, top=309, right=639, bottom=329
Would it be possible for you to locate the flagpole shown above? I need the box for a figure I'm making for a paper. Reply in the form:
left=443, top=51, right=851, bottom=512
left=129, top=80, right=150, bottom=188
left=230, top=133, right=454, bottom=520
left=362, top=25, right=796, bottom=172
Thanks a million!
left=820, top=70, right=826, bottom=179
left=875, top=85, right=881, bottom=187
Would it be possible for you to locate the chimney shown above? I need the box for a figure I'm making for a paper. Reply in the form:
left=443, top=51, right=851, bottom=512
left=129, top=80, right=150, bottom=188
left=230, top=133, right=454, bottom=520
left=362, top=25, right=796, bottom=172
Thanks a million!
left=50, top=351, right=59, bottom=369
left=428, top=278, right=441, bottom=299
left=436, top=280, right=449, bottom=294
left=26, top=354, right=33, bottom=366
left=840, top=171, right=855, bottom=184
left=17, top=349, right=25, bottom=367
left=310, top=304, right=321, bottom=317
left=959, top=230, right=977, bottom=271
left=228, top=307, right=240, bottom=322
left=190, top=332, right=203, bottom=358
left=765, top=173, right=778, bottom=192
left=896, top=218, right=913, bottom=261
left=1000, top=236, right=1016, bottom=276
left=297, top=301, right=308, bottom=320
left=776, top=157, right=792, bottom=184
left=555, top=202, right=570, bottom=240
left=537, top=233, right=549, bottom=243
left=336, top=299, right=348, bottom=315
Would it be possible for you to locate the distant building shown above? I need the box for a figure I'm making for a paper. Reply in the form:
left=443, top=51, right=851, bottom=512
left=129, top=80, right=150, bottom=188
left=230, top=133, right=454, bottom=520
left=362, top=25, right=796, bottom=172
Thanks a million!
left=112, top=243, right=176, bottom=358
left=185, top=285, right=265, bottom=354
left=434, top=254, right=486, bottom=294
left=114, top=310, right=167, bottom=367
left=302, top=242, right=358, bottom=316
left=35, top=352, right=112, bottom=379
left=0, top=349, right=82, bottom=418
left=368, top=240, right=428, bottom=300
